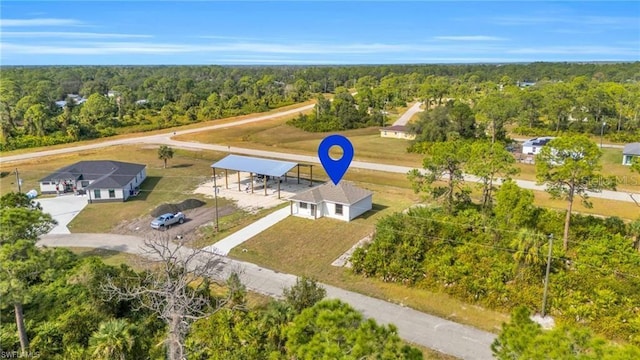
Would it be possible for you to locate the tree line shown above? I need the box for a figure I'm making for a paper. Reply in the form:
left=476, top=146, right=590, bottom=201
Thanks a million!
left=2, top=62, right=639, bottom=150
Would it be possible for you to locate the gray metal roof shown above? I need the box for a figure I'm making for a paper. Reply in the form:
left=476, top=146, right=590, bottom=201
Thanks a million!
left=40, top=161, right=145, bottom=189
left=289, top=181, right=373, bottom=205
left=623, top=142, right=640, bottom=155
left=210, top=155, right=298, bottom=177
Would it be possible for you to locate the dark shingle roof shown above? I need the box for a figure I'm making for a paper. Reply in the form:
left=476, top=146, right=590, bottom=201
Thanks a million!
left=623, top=143, right=640, bottom=156
left=289, top=181, right=373, bottom=205
left=380, top=125, right=409, bottom=132
left=40, top=161, right=145, bottom=189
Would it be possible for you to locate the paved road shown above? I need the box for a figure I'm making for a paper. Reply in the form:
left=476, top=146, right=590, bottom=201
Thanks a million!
left=39, top=233, right=496, bottom=360
left=2, top=102, right=637, bottom=204
left=393, top=102, right=424, bottom=126
left=0, top=103, right=315, bottom=164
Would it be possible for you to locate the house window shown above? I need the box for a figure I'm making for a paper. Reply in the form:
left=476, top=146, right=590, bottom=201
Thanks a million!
left=300, top=202, right=308, bottom=209
left=42, top=182, right=50, bottom=185
left=335, top=204, right=343, bottom=215
left=108, top=190, right=116, bottom=198
left=93, top=189, right=101, bottom=199
left=81, top=181, right=90, bottom=187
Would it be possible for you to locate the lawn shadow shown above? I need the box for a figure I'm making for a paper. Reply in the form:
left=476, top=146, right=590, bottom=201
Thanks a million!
left=129, top=176, right=161, bottom=201
left=171, top=163, right=193, bottom=168
left=0, top=171, right=10, bottom=178
left=357, top=203, right=389, bottom=220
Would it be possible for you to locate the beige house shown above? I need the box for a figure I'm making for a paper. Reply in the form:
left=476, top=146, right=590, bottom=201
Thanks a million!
left=379, top=125, right=415, bottom=140
left=289, top=181, right=373, bottom=222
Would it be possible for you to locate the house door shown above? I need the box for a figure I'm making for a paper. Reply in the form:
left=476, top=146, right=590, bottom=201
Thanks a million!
left=311, top=204, right=316, bottom=218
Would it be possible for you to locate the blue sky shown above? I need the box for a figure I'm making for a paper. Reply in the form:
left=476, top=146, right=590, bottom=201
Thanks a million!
left=1, top=1, right=638, bottom=65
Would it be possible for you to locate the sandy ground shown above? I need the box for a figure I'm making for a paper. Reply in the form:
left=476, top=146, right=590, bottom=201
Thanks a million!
left=112, top=175, right=319, bottom=243
left=194, top=174, right=318, bottom=213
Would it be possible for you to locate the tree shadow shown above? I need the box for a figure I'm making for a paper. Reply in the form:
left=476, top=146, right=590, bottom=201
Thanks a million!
left=171, top=163, right=193, bottom=169
left=0, top=171, right=10, bottom=178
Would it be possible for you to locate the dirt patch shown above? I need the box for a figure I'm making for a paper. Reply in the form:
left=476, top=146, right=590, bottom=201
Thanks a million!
left=151, top=198, right=206, bottom=217
left=112, top=204, right=235, bottom=243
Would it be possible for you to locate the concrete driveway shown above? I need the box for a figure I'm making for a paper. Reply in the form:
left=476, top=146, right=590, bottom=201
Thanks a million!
left=38, top=194, right=89, bottom=234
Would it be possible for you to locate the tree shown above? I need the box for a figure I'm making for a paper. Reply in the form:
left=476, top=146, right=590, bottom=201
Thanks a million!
left=285, top=299, right=423, bottom=359
left=89, top=319, right=135, bottom=360
left=79, top=93, right=115, bottom=128
left=467, top=141, right=519, bottom=210
left=494, top=180, right=536, bottom=231
left=535, top=135, right=610, bottom=250
left=103, top=236, right=229, bottom=360
left=23, top=104, right=48, bottom=137
left=157, top=145, right=174, bottom=169
left=283, top=276, right=327, bottom=313
left=408, top=140, right=470, bottom=213
left=0, top=192, right=56, bottom=354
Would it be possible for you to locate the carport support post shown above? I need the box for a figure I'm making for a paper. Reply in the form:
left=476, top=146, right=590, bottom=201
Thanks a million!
left=250, top=173, right=254, bottom=194
left=277, top=178, right=281, bottom=199
left=213, top=168, right=219, bottom=232
left=264, top=177, right=267, bottom=196
left=297, top=165, right=300, bottom=184
left=225, top=170, right=228, bottom=189
left=237, top=172, right=241, bottom=192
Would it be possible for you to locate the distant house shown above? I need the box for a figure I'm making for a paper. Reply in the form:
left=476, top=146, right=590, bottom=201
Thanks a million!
left=522, top=137, right=555, bottom=155
left=289, top=181, right=373, bottom=222
left=39, top=160, right=146, bottom=203
left=517, top=81, right=537, bottom=88
left=622, top=143, right=640, bottom=166
left=54, top=94, right=87, bottom=108
left=379, top=125, right=416, bottom=140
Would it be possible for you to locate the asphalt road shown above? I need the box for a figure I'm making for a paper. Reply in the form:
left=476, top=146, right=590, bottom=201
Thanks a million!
left=393, top=101, right=424, bottom=126
left=2, top=102, right=637, bottom=204
left=39, top=233, right=496, bottom=360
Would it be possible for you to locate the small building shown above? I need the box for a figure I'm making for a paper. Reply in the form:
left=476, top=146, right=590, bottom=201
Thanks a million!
left=39, top=160, right=146, bottom=203
left=622, top=142, right=640, bottom=166
left=379, top=125, right=416, bottom=140
left=522, top=137, right=555, bottom=155
left=289, top=181, right=373, bottom=222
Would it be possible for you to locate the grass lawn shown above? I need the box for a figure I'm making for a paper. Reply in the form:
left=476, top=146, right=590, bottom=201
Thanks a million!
left=515, top=147, right=639, bottom=193
left=67, top=247, right=150, bottom=271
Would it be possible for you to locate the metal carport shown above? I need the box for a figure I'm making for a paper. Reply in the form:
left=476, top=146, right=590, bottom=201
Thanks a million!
left=210, top=154, right=314, bottom=199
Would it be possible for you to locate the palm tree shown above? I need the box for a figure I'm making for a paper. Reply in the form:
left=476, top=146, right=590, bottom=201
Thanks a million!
left=89, top=319, right=135, bottom=360
left=158, top=145, right=174, bottom=169
left=511, top=228, right=546, bottom=266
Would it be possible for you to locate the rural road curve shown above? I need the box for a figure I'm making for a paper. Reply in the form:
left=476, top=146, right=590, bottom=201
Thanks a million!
left=393, top=101, right=424, bottom=126
left=39, top=233, right=496, bottom=360
left=1, top=102, right=637, bottom=203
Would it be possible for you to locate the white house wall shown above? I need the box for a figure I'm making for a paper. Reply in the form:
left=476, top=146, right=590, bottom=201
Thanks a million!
left=291, top=202, right=319, bottom=219
left=323, top=202, right=349, bottom=221
left=349, top=196, right=373, bottom=221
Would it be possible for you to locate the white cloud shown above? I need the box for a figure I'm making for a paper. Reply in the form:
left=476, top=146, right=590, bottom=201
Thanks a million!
left=508, top=45, right=639, bottom=56
left=434, top=35, right=506, bottom=41
left=0, top=18, right=83, bottom=27
left=2, top=31, right=152, bottom=39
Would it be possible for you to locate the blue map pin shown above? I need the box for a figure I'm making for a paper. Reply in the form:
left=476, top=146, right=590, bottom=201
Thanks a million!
left=318, top=135, right=354, bottom=185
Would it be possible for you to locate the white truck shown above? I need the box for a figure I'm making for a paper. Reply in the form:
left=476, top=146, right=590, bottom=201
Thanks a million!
left=151, top=212, right=185, bottom=230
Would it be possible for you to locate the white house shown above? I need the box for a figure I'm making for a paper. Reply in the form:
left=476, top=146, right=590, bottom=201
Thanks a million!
left=379, top=125, right=416, bottom=140
left=39, top=160, right=146, bottom=203
left=622, top=143, right=640, bottom=166
left=289, top=181, right=373, bottom=222
left=522, top=137, right=555, bottom=155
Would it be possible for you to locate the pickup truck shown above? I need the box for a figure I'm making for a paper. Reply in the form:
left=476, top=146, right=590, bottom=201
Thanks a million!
left=151, top=212, right=185, bottom=230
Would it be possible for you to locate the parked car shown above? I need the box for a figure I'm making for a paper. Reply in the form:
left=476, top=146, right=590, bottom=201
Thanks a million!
left=151, top=212, right=185, bottom=230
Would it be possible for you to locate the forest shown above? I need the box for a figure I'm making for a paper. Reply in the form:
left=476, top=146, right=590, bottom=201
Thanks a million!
left=1, top=62, right=640, bottom=150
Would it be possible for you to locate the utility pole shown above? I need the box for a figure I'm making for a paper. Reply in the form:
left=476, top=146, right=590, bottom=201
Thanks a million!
left=15, top=168, right=22, bottom=193
left=600, top=121, right=607, bottom=148
left=541, top=234, right=553, bottom=317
